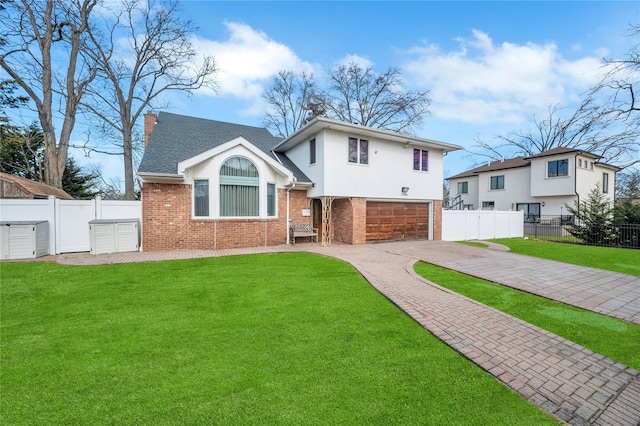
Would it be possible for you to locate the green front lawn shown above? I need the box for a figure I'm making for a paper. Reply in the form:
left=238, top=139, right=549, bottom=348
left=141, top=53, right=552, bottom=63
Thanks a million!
left=414, top=262, right=640, bottom=370
left=0, top=254, right=557, bottom=425
left=491, top=238, right=640, bottom=276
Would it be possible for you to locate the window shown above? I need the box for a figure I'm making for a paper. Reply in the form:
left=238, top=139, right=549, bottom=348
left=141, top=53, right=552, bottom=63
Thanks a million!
left=413, top=149, right=429, bottom=171
left=267, top=183, right=276, bottom=216
left=490, top=175, right=504, bottom=190
left=516, top=203, right=541, bottom=221
left=457, top=181, right=468, bottom=194
left=348, top=137, right=368, bottom=164
left=482, top=201, right=495, bottom=210
left=309, top=138, right=316, bottom=165
left=590, top=162, right=594, bottom=170
left=194, top=180, right=209, bottom=217
left=578, top=158, right=582, bottom=168
left=603, top=173, right=609, bottom=194
left=220, top=157, right=259, bottom=217
left=548, top=159, right=569, bottom=177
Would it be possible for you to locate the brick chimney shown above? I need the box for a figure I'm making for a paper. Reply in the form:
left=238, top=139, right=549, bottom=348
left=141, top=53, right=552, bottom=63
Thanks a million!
left=143, top=110, right=157, bottom=148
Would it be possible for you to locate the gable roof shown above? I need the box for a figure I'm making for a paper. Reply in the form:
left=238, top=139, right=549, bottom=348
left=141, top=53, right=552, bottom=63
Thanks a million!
left=447, top=156, right=530, bottom=180
left=137, top=112, right=311, bottom=182
left=0, top=172, right=74, bottom=199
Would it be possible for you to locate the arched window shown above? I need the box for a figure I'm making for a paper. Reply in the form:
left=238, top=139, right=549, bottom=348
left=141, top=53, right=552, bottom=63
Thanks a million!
left=220, top=157, right=259, bottom=216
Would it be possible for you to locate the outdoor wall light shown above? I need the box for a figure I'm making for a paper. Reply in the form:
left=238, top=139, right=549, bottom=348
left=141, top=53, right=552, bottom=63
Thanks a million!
left=401, top=186, right=409, bottom=195
left=542, top=202, right=545, bottom=207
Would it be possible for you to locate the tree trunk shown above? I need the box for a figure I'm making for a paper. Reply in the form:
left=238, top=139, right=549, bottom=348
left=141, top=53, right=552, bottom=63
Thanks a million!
left=123, top=124, right=135, bottom=199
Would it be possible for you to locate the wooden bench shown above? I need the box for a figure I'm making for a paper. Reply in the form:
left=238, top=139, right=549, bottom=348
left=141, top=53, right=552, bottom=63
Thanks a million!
left=289, top=223, right=318, bottom=244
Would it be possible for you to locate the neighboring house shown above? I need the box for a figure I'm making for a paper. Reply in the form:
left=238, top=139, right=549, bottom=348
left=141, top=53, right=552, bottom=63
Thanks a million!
left=137, top=111, right=462, bottom=251
left=0, top=172, right=74, bottom=200
left=447, top=147, right=620, bottom=219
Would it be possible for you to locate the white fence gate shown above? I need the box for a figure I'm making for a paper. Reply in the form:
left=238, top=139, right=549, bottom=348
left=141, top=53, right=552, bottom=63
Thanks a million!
left=442, top=210, right=524, bottom=241
left=0, top=196, right=142, bottom=254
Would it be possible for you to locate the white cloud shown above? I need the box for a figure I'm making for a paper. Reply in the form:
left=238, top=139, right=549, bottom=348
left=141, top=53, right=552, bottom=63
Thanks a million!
left=404, top=30, right=607, bottom=125
left=192, top=22, right=315, bottom=100
left=335, top=54, right=373, bottom=69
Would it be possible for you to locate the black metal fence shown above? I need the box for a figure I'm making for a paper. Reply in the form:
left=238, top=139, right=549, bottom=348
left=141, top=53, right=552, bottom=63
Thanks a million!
left=524, top=215, right=640, bottom=249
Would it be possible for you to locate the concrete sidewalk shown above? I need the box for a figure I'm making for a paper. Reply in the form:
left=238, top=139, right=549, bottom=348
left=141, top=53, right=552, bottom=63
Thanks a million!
left=34, top=241, right=640, bottom=425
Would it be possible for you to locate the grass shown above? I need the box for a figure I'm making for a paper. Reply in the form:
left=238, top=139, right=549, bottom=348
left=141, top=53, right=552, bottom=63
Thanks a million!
left=0, top=253, right=558, bottom=425
left=490, top=238, right=640, bottom=276
left=414, top=262, right=640, bottom=370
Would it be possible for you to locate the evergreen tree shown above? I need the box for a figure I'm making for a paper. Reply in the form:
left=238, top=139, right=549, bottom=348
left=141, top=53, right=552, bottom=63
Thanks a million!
left=62, top=157, right=99, bottom=199
left=565, top=184, right=616, bottom=245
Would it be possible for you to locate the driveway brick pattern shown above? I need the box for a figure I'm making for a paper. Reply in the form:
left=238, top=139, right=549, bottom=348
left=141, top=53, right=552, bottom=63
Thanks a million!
left=380, top=241, right=640, bottom=326
left=305, top=243, right=640, bottom=426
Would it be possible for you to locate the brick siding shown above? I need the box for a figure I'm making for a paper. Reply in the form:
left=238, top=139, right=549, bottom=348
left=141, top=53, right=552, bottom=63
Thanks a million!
left=142, top=183, right=309, bottom=251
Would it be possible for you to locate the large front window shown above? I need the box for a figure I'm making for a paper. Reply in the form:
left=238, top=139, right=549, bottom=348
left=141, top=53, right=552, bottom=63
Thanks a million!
left=548, top=159, right=568, bottom=177
left=220, top=157, right=259, bottom=217
left=490, top=175, right=504, bottom=190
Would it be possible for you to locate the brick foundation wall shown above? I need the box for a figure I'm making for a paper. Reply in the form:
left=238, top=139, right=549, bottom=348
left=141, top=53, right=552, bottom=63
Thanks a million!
left=142, top=183, right=307, bottom=251
left=332, top=197, right=366, bottom=245
left=433, top=199, right=442, bottom=240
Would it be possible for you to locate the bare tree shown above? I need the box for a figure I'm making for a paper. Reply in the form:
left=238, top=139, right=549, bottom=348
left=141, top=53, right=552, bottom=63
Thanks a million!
left=263, top=70, right=319, bottom=138
left=263, top=62, right=431, bottom=136
left=594, top=24, right=640, bottom=123
left=79, top=0, right=217, bottom=199
left=471, top=100, right=639, bottom=167
left=322, top=62, right=431, bottom=134
left=0, top=0, right=98, bottom=188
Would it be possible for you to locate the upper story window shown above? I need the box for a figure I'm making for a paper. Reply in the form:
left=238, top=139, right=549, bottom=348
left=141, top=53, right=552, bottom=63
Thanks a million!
left=578, top=158, right=582, bottom=168
left=548, top=159, right=568, bottom=177
left=220, top=157, right=259, bottom=217
left=490, top=175, right=504, bottom=190
left=348, top=137, right=368, bottom=165
left=194, top=179, right=209, bottom=217
left=457, top=181, right=468, bottom=194
left=309, top=138, right=316, bottom=165
left=603, top=173, right=609, bottom=194
left=413, top=149, right=428, bottom=171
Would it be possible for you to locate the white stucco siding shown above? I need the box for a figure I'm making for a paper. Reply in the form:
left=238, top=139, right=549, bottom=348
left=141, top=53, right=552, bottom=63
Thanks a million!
left=576, top=163, right=616, bottom=205
left=183, top=145, right=286, bottom=218
left=302, top=128, right=444, bottom=200
left=477, top=167, right=531, bottom=210
left=530, top=155, right=575, bottom=196
left=449, top=176, right=479, bottom=209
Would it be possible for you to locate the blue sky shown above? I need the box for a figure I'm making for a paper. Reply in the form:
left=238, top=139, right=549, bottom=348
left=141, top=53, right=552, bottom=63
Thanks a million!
left=13, top=1, right=640, bottom=187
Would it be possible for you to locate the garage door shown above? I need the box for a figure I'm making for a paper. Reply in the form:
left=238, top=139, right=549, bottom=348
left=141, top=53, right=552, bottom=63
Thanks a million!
left=366, top=201, right=429, bottom=242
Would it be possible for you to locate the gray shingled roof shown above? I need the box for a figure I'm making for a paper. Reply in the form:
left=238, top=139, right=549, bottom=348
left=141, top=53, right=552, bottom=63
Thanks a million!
left=447, top=156, right=530, bottom=180
left=137, top=112, right=311, bottom=182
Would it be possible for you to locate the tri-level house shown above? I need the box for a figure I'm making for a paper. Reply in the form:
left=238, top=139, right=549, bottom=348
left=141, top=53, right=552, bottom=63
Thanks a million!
left=137, top=111, right=461, bottom=250
left=447, top=147, right=620, bottom=220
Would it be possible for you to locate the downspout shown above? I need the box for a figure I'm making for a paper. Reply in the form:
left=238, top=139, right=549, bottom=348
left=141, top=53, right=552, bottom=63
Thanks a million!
left=573, top=153, right=579, bottom=215
left=286, top=182, right=296, bottom=244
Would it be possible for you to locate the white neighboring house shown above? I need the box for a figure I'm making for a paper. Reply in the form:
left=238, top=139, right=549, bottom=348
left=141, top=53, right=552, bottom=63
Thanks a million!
left=447, top=147, right=620, bottom=220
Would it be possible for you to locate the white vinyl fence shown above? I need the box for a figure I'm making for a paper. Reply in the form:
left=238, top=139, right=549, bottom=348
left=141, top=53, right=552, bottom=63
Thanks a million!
left=442, top=210, right=524, bottom=241
left=0, top=196, right=141, bottom=254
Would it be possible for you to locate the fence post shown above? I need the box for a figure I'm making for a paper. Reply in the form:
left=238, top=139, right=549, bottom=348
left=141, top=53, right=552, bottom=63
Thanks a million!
left=94, top=196, right=102, bottom=220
